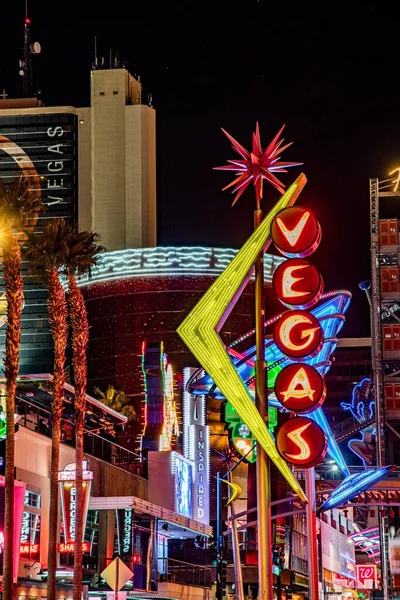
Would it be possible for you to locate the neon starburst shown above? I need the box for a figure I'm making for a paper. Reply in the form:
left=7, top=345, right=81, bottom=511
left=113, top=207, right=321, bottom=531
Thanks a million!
left=215, top=123, right=302, bottom=208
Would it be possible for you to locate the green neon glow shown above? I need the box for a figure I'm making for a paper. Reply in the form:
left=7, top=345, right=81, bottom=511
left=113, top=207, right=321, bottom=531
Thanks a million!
left=177, top=174, right=308, bottom=502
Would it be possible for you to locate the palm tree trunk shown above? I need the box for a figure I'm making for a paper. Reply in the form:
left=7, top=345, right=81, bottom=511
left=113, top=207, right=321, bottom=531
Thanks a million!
left=68, top=275, right=89, bottom=600
left=3, top=238, right=23, bottom=600
left=47, top=269, right=68, bottom=600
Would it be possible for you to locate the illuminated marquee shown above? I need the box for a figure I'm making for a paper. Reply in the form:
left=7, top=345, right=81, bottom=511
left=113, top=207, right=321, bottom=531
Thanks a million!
left=274, top=364, right=326, bottom=413
left=272, top=205, right=328, bottom=469
left=271, top=206, right=321, bottom=258
left=177, top=176, right=308, bottom=502
left=58, top=541, right=91, bottom=553
left=272, top=258, right=323, bottom=309
left=58, top=461, right=93, bottom=551
left=274, top=310, right=323, bottom=359
left=276, top=417, right=327, bottom=468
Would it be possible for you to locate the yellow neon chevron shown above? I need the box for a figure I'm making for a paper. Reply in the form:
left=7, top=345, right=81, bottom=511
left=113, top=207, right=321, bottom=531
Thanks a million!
left=177, top=174, right=308, bottom=502
left=221, top=479, right=242, bottom=506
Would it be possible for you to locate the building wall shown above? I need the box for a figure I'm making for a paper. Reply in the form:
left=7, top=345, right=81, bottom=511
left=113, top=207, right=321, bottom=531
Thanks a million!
left=125, top=105, right=157, bottom=248
left=91, top=69, right=127, bottom=250
left=76, top=106, right=92, bottom=232
left=89, top=68, right=156, bottom=251
left=14, top=425, right=148, bottom=577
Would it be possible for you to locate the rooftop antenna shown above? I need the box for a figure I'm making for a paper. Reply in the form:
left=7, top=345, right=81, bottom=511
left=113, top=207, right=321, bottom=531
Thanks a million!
left=19, top=0, right=41, bottom=97
left=93, top=35, right=98, bottom=69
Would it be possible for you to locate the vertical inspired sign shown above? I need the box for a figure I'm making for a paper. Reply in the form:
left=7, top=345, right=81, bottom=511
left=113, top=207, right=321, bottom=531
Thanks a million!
left=58, top=461, right=93, bottom=552
left=183, top=368, right=210, bottom=524
left=116, top=508, right=133, bottom=557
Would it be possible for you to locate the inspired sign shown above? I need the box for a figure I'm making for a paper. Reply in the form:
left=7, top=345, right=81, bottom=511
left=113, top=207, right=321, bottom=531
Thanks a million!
left=276, top=417, right=327, bottom=468
left=58, top=461, right=93, bottom=549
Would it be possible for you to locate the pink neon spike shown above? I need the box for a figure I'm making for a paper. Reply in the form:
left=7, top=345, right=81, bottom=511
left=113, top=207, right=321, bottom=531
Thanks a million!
left=215, top=123, right=302, bottom=206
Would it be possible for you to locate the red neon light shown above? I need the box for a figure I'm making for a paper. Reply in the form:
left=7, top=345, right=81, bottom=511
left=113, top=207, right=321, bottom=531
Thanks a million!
left=274, top=310, right=323, bottom=359
left=276, top=417, right=327, bottom=468
left=58, top=541, right=91, bottom=553
left=356, top=564, right=377, bottom=588
left=275, top=364, right=326, bottom=413
left=272, top=258, right=323, bottom=309
left=20, top=543, right=39, bottom=555
left=271, top=206, right=321, bottom=258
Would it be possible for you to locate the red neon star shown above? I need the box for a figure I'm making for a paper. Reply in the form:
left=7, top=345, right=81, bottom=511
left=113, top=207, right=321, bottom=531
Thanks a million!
left=215, top=123, right=302, bottom=208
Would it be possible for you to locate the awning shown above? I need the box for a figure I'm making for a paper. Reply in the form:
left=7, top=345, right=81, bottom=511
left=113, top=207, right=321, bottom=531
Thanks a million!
left=89, top=495, right=213, bottom=538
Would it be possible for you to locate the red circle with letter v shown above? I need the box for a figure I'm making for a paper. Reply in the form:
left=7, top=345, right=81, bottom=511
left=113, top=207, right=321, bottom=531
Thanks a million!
left=276, top=416, right=327, bottom=468
left=271, top=206, right=321, bottom=258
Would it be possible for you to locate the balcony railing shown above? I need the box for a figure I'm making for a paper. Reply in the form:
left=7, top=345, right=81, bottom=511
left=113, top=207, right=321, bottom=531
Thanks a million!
left=159, top=558, right=212, bottom=588
left=15, top=395, right=147, bottom=477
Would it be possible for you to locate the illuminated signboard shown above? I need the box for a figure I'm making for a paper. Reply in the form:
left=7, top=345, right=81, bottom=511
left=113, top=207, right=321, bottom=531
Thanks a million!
left=177, top=175, right=308, bottom=502
left=173, top=454, right=193, bottom=519
left=274, top=364, right=326, bottom=413
left=116, top=508, right=133, bottom=557
left=58, top=541, right=91, bottom=553
left=58, top=461, right=93, bottom=550
left=274, top=310, right=324, bottom=359
left=20, top=543, right=39, bottom=556
left=271, top=206, right=321, bottom=258
left=272, top=258, right=323, bottom=309
left=276, top=416, right=327, bottom=468
left=356, top=564, right=377, bottom=588
left=319, top=466, right=395, bottom=511
left=182, top=367, right=210, bottom=525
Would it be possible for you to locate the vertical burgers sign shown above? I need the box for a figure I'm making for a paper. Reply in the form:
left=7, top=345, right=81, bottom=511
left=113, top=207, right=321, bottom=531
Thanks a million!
left=58, top=461, right=93, bottom=553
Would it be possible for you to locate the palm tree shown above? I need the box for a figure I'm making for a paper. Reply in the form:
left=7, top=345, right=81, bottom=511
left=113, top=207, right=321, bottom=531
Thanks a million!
left=23, top=220, right=70, bottom=600
left=94, top=385, right=137, bottom=433
left=0, top=176, right=41, bottom=600
left=63, top=229, right=104, bottom=600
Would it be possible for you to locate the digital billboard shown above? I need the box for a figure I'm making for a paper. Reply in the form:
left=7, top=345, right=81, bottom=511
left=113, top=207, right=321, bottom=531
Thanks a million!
left=174, top=455, right=193, bottom=519
left=0, top=111, right=78, bottom=373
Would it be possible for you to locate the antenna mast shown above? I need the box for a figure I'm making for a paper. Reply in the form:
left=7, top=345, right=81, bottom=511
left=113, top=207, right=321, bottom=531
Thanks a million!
left=23, top=0, right=33, bottom=96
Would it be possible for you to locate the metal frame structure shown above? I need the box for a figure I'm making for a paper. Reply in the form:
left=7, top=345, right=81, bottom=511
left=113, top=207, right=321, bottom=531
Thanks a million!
left=369, top=178, right=400, bottom=600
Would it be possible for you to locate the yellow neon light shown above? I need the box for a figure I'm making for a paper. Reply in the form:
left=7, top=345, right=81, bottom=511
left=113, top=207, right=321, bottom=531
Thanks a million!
left=177, top=174, right=308, bottom=502
left=282, top=367, right=315, bottom=403
left=389, top=167, right=400, bottom=192
left=282, top=264, right=309, bottom=298
left=221, top=479, right=242, bottom=506
left=276, top=211, right=310, bottom=247
left=285, top=422, right=312, bottom=460
left=278, top=314, right=319, bottom=352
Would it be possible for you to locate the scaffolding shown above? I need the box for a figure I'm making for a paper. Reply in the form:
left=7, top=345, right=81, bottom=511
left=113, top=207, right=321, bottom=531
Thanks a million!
left=369, top=177, right=400, bottom=600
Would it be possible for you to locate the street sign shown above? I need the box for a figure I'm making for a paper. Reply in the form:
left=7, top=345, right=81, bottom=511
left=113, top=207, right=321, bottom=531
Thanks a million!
left=101, top=557, right=133, bottom=592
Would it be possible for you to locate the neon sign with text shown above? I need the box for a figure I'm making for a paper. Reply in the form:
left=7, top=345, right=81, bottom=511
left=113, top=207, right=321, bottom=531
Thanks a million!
left=276, top=417, right=327, bottom=468
left=271, top=206, right=321, bottom=258
left=273, top=258, right=323, bottom=309
left=275, top=363, right=326, bottom=413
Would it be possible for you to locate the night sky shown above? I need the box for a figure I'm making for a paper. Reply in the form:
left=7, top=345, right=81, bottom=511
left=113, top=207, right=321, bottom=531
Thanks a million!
left=2, top=1, right=400, bottom=337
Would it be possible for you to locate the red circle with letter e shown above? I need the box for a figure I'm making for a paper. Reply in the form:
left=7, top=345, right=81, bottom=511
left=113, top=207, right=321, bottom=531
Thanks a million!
left=276, top=416, right=327, bottom=468
left=271, top=206, right=322, bottom=258
left=273, top=258, right=324, bottom=309
left=274, top=310, right=323, bottom=359
left=274, top=363, right=326, bottom=413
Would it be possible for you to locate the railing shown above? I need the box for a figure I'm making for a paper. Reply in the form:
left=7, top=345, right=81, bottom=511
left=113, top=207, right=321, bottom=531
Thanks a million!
left=331, top=415, right=375, bottom=443
left=158, top=558, right=212, bottom=588
left=15, top=394, right=147, bottom=478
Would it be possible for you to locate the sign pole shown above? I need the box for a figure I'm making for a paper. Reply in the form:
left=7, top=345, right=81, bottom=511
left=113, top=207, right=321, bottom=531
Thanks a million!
left=255, top=208, right=272, bottom=600
left=115, top=556, right=119, bottom=600
left=305, top=468, right=319, bottom=600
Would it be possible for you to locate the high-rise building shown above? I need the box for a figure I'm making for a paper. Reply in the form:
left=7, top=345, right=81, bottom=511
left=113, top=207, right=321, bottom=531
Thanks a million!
left=78, top=68, right=156, bottom=250
left=0, top=67, right=156, bottom=372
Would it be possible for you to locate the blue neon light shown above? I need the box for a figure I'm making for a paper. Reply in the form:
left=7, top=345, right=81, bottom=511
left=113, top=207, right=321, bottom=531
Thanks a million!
left=319, top=466, right=395, bottom=511
left=306, top=408, right=350, bottom=477
left=341, top=378, right=375, bottom=424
